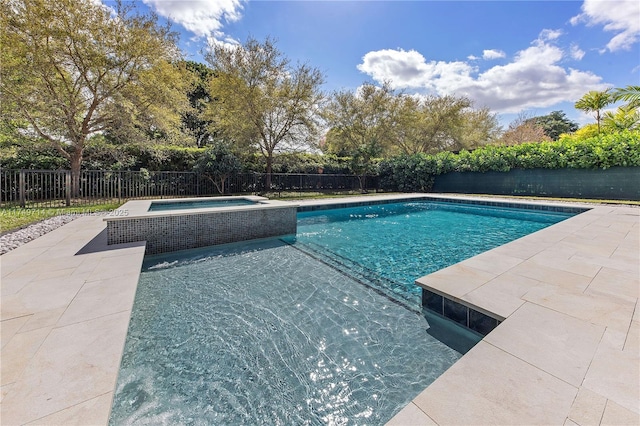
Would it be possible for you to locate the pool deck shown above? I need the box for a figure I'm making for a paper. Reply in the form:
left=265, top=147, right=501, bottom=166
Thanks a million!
left=1, top=194, right=638, bottom=425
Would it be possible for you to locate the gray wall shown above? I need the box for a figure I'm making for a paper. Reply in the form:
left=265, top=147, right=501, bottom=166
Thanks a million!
left=432, top=167, right=640, bottom=200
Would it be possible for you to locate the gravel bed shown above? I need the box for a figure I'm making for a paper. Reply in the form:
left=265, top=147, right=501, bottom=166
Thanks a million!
left=1, top=214, right=80, bottom=255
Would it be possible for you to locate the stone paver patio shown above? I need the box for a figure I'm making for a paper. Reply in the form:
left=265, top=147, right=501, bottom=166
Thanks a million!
left=1, top=194, right=638, bottom=425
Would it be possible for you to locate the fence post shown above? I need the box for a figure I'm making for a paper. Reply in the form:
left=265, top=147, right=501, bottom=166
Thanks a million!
left=65, top=170, right=71, bottom=206
left=19, top=169, right=26, bottom=208
left=117, top=171, right=122, bottom=201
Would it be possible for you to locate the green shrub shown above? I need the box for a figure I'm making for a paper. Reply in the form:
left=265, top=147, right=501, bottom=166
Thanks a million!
left=193, top=143, right=242, bottom=194
left=0, top=141, right=68, bottom=169
left=124, top=144, right=202, bottom=171
left=379, top=154, right=436, bottom=192
left=379, top=130, right=640, bottom=191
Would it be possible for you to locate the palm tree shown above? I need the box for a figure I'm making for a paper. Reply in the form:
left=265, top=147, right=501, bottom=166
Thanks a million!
left=612, top=85, right=640, bottom=109
left=603, top=105, right=640, bottom=131
left=574, top=89, right=613, bottom=134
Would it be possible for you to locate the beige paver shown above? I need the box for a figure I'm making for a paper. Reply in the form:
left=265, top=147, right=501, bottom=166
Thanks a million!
left=484, top=302, right=605, bottom=387
left=0, top=316, right=30, bottom=349
left=17, top=307, right=66, bottom=334
left=567, top=387, right=608, bottom=426
left=415, top=263, right=497, bottom=301
left=1, top=312, right=132, bottom=424
left=601, top=400, right=640, bottom=425
left=456, top=250, right=524, bottom=275
left=412, top=341, right=579, bottom=425
left=1, top=216, right=145, bottom=425
left=509, top=259, right=594, bottom=291
left=586, top=266, right=640, bottom=302
left=56, top=274, right=140, bottom=327
left=0, top=326, right=52, bottom=387
left=523, top=284, right=635, bottom=332
left=626, top=320, right=639, bottom=353
left=582, top=332, right=640, bottom=414
left=1, top=275, right=88, bottom=321
left=24, top=392, right=113, bottom=426
left=386, top=403, right=436, bottom=425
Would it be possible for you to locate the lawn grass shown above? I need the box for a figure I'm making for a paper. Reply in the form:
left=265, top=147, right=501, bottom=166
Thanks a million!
left=461, top=193, right=640, bottom=206
left=271, top=191, right=640, bottom=206
left=0, top=202, right=123, bottom=234
left=268, top=190, right=393, bottom=200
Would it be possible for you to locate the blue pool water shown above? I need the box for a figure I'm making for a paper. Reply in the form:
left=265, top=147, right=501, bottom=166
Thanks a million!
left=110, top=201, right=573, bottom=425
left=294, top=201, right=573, bottom=305
left=148, top=198, right=256, bottom=211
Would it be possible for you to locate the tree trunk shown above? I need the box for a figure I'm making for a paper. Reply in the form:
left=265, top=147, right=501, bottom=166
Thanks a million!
left=70, top=150, right=83, bottom=198
left=358, top=174, right=367, bottom=193
left=265, top=153, right=273, bottom=189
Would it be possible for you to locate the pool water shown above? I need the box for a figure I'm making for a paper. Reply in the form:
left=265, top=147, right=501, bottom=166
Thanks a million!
left=110, top=201, right=573, bottom=425
left=294, top=202, right=572, bottom=305
left=148, top=198, right=256, bottom=211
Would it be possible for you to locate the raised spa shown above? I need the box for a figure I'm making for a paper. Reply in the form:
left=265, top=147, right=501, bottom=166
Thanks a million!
left=104, top=196, right=298, bottom=254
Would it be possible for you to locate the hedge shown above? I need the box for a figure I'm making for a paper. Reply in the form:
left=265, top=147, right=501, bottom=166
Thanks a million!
left=0, top=139, right=355, bottom=174
left=378, top=130, right=640, bottom=192
left=5, top=130, right=637, bottom=183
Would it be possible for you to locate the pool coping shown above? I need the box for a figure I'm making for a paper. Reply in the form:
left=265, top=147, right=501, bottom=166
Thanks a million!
left=103, top=195, right=293, bottom=220
left=1, top=194, right=638, bottom=425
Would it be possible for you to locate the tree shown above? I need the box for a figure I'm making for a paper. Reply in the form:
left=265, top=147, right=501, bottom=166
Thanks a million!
left=183, top=61, right=216, bottom=147
left=399, top=95, right=499, bottom=154
left=602, top=86, right=640, bottom=131
left=102, top=59, right=194, bottom=147
left=349, top=144, right=382, bottom=192
left=612, top=85, right=640, bottom=109
left=322, top=82, right=399, bottom=156
left=322, top=84, right=499, bottom=161
left=574, top=89, right=613, bottom=134
left=0, top=0, right=190, bottom=195
left=415, top=95, right=471, bottom=153
left=498, top=113, right=551, bottom=145
left=193, top=141, right=242, bottom=194
left=603, top=105, right=640, bottom=131
left=205, top=37, right=324, bottom=186
left=458, top=107, right=502, bottom=149
left=527, top=111, right=578, bottom=140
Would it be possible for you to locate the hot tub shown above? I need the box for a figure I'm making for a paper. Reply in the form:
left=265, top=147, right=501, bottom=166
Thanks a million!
left=104, top=196, right=298, bottom=254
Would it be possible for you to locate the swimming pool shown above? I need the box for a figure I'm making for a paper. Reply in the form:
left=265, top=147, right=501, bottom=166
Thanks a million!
left=109, top=200, right=574, bottom=424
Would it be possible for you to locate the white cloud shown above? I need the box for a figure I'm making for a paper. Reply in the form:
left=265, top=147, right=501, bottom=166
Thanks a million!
left=570, top=44, right=586, bottom=60
left=141, top=0, right=245, bottom=39
left=467, top=55, right=480, bottom=61
left=206, top=33, right=240, bottom=51
left=571, top=0, right=640, bottom=52
left=482, top=49, right=506, bottom=60
left=357, top=31, right=608, bottom=113
left=357, top=49, right=476, bottom=93
left=539, top=28, right=563, bottom=42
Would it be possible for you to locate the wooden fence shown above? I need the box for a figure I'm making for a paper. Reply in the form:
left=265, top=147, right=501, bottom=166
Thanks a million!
left=0, top=169, right=380, bottom=208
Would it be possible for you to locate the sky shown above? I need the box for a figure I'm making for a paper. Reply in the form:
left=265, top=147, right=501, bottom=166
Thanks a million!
left=113, top=0, right=639, bottom=127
